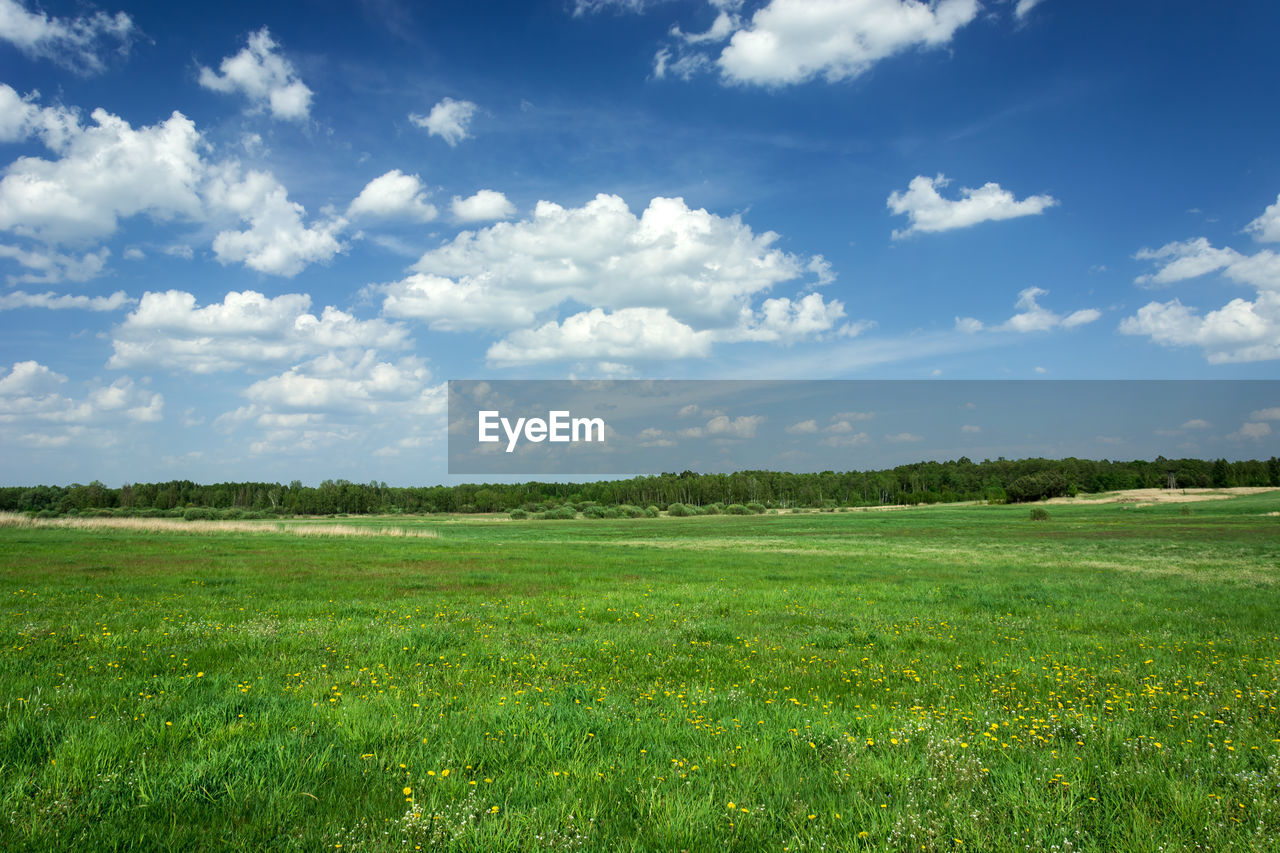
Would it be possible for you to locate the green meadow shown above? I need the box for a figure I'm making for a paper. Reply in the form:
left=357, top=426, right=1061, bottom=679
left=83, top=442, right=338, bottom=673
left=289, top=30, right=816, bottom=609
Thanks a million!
left=1, top=494, right=1278, bottom=851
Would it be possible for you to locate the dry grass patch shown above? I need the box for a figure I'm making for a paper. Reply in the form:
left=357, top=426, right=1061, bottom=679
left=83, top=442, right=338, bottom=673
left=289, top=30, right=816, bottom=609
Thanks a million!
left=0, top=512, right=438, bottom=539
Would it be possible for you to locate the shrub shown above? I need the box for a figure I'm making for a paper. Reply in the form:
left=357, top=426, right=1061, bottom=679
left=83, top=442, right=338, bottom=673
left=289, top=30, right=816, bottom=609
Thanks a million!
left=536, top=506, right=577, bottom=520
left=667, top=503, right=693, bottom=517
left=725, top=503, right=750, bottom=515
left=703, top=503, right=723, bottom=516
left=182, top=507, right=216, bottom=521
left=1029, top=507, right=1050, bottom=521
left=617, top=504, right=646, bottom=518
left=746, top=502, right=766, bottom=514
left=644, top=505, right=660, bottom=518
left=509, top=508, right=529, bottom=520
left=1007, top=471, right=1070, bottom=503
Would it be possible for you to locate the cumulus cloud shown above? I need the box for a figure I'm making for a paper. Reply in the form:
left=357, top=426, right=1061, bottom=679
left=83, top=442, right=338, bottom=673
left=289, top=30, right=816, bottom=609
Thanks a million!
left=0, top=289, right=130, bottom=311
left=0, top=90, right=334, bottom=277
left=1249, top=408, right=1280, bottom=421
left=0, top=0, right=134, bottom=74
left=0, top=243, right=109, bottom=284
left=0, top=360, right=162, bottom=448
left=218, top=349, right=445, bottom=457
left=1133, top=238, right=1244, bottom=287
left=727, top=292, right=848, bottom=342
left=1230, top=421, right=1272, bottom=441
left=1119, top=293, right=1280, bottom=364
left=486, top=307, right=713, bottom=366
left=108, top=289, right=409, bottom=374
left=820, top=432, right=869, bottom=448
left=958, top=288, right=1100, bottom=335
left=409, top=97, right=478, bottom=146
left=0, top=95, right=205, bottom=244
left=717, top=0, right=978, bottom=86
left=451, top=189, right=516, bottom=223
left=680, top=414, right=763, bottom=439
left=1124, top=197, right=1280, bottom=363
left=198, top=28, right=313, bottom=121
left=383, top=193, right=820, bottom=334
left=885, top=431, right=923, bottom=442
left=888, top=174, right=1057, bottom=238
left=243, top=350, right=431, bottom=414
left=1246, top=194, right=1280, bottom=243
left=785, top=419, right=818, bottom=434
left=999, top=287, right=1101, bottom=332
left=348, top=170, right=438, bottom=222
left=205, top=167, right=346, bottom=276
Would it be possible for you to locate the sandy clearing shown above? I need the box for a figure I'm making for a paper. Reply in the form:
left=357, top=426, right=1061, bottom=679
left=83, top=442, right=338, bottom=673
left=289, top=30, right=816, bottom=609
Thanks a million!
left=1044, top=486, right=1279, bottom=506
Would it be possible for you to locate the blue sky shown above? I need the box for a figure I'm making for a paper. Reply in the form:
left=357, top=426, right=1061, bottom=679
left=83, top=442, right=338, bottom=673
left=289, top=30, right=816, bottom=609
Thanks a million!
left=0, top=0, right=1277, bottom=485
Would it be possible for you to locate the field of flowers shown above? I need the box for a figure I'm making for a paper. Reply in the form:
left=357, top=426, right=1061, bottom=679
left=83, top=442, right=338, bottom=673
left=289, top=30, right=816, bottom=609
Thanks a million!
left=1, top=494, right=1278, bottom=851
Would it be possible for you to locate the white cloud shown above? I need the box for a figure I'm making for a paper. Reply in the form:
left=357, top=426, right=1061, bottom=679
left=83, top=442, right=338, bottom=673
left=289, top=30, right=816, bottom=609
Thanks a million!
left=0, top=289, right=130, bottom=311
left=1249, top=408, right=1280, bottom=421
left=681, top=413, right=763, bottom=439
left=486, top=307, right=713, bottom=366
left=382, top=194, right=821, bottom=336
left=888, top=174, right=1057, bottom=238
left=108, top=289, right=409, bottom=374
left=348, top=170, right=438, bottom=222
left=998, top=287, right=1100, bottom=333
left=1014, top=0, right=1045, bottom=19
left=955, top=316, right=984, bottom=334
left=451, top=189, right=516, bottom=223
left=1119, top=292, right=1280, bottom=364
left=820, top=432, right=869, bottom=448
left=785, top=418, right=818, bottom=434
left=1134, top=238, right=1280, bottom=293
left=219, top=350, right=445, bottom=458
left=0, top=361, right=162, bottom=448
left=675, top=10, right=738, bottom=44
left=833, top=410, right=874, bottom=421
left=0, top=359, right=63, bottom=396
left=1133, top=238, right=1242, bottom=287
left=409, top=97, right=478, bottom=146
left=205, top=167, right=346, bottom=276
left=198, top=28, right=313, bottom=121
left=1246, top=194, right=1280, bottom=243
left=0, top=0, right=134, bottom=74
left=1231, top=422, right=1272, bottom=441
left=1124, top=196, right=1280, bottom=362
left=961, top=424, right=980, bottom=433
left=0, top=243, right=109, bottom=284
left=0, top=98, right=205, bottom=244
left=727, top=292, right=847, bottom=342
left=1182, top=418, right=1211, bottom=429
left=243, top=350, right=431, bottom=414
left=716, top=0, right=979, bottom=86
left=885, top=431, right=923, bottom=442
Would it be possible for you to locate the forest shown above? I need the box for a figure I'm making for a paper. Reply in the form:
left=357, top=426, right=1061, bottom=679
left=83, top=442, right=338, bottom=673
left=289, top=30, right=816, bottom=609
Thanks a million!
left=2, top=455, right=1277, bottom=517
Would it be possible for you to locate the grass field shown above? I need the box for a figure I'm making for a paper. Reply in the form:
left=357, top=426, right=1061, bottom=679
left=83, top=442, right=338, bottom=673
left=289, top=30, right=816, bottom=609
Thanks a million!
left=1, top=494, right=1278, bottom=851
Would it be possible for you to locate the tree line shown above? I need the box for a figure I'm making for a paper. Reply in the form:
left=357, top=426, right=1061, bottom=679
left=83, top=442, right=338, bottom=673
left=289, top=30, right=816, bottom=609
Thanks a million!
left=2, top=455, right=1277, bottom=517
